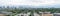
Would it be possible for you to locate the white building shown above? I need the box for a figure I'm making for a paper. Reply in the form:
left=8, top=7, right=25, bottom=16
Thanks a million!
left=34, top=13, right=40, bottom=16
left=15, top=12, right=31, bottom=16
left=53, top=13, right=60, bottom=16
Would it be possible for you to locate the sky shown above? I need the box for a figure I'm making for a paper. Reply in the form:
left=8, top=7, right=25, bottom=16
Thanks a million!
left=0, top=0, right=60, bottom=7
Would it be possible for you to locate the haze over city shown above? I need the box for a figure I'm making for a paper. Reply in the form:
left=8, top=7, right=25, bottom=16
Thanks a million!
left=0, top=0, right=60, bottom=8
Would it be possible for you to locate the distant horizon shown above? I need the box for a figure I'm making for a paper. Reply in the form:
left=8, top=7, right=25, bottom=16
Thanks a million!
left=0, top=5, right=60, bottom=8
left=0, top=0, right=60, bottom=8
left=0, top=0, right=60, bottom=6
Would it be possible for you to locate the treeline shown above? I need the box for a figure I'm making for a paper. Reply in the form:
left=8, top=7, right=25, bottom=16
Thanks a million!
left=0, top=7, right=60, bottom=16
left=0, top=8, right=60, bottom=13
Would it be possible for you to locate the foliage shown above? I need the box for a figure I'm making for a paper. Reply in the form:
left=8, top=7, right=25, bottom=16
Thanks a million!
left=0, top=7, right=60, bottom=16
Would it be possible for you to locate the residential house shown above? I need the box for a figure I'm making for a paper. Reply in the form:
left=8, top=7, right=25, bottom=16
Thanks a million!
left=39, top=12, right=53, bottom=16
left=15, top=12, right=31, bottom=16
left=0, top=11, right=12, bottom=16
left=34, top=13, right=40, bottom=16
left=53, top=13, right=60, bottom=16
left=0, top=13, right=7, bottom=16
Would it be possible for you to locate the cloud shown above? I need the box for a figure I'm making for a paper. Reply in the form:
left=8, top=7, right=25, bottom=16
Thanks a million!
left=0, top=0, right=60, bottom=6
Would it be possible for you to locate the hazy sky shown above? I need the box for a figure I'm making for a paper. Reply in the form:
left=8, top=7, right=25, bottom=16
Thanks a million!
left=0, top=0, right=60, bottom=6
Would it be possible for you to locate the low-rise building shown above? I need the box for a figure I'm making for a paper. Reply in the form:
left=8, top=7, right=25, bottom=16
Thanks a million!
left=34, top=13, right=40, bottom=16
left=15, top=12, right=31, bottom=16
left=0, top=13, right=7, bottom=16
left=53, top=13, right=60, bottom=16
left=0, top=11, right=12, bottom=16
left=39, top=12, right=53, bottom=16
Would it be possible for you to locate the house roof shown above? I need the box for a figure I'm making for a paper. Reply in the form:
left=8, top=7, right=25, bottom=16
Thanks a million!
left=53, top=13, right=60, bottom=15
left=0, top=11, right=12, bottom=15
left=39, top=12, right=50, bottom=13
